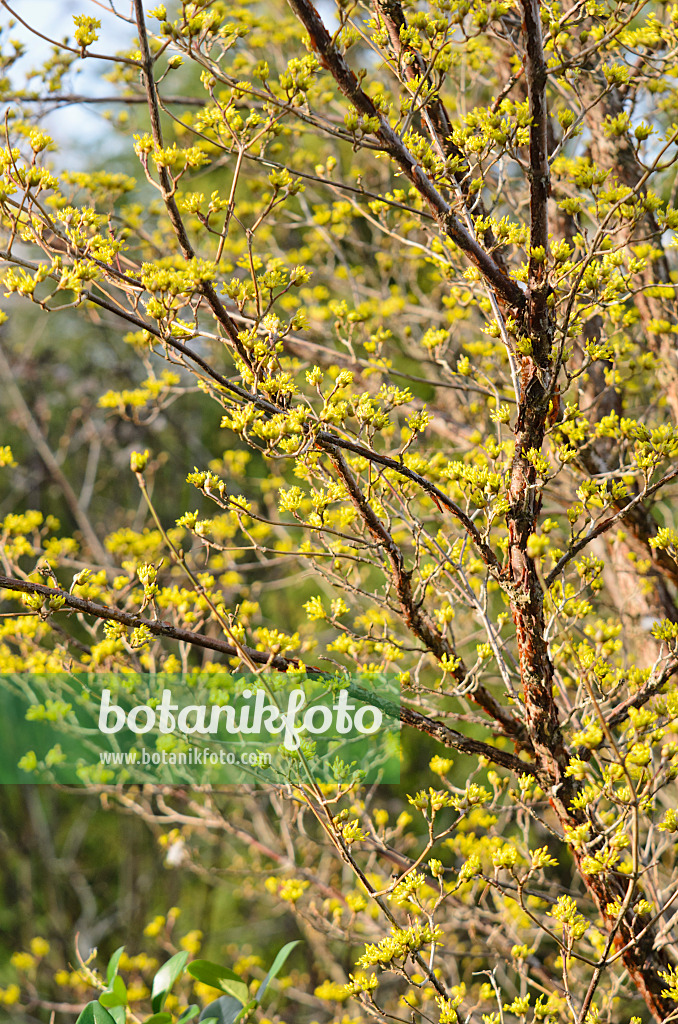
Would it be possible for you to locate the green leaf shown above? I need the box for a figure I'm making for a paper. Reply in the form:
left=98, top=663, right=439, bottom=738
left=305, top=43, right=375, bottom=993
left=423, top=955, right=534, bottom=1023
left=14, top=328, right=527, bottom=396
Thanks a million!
left=256, top=940, right=301, bottom=1002
left=100, top=975, right=127, bottom=1008
left=143, top=1015, right=172, bottom=1024
left=151, top=951, right=190, bottom=1013
left=107, top=1008, right=125, bottom=1024
left=198, top=995, right=246, bottom=1024
left=75, top=1001, right=117, bottom=1024
left=187, top=961, right=248, bottom=1005
left=176, top=1005, right=201, bottom=1024
left=107, top=946, right=125, bottom=985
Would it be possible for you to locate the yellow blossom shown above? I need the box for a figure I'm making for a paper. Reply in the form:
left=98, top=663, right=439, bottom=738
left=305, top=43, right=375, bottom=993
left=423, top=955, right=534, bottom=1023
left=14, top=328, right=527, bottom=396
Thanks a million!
left=143, top=914, right=166, bottom=937
left=30, top=937, right=50, bottom=958
left=10, top=952, right=35, bottom=972
left=180, top=930, right=203, bottom=955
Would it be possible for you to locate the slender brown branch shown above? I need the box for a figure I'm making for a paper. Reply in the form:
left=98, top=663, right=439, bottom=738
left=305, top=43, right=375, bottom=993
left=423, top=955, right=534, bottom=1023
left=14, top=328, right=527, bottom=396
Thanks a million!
left=326, top=444, right=529, bottom=747
left=519, top=0, right=551, bottom=354
left=398, top=703, right=538, bottom=778
left=132, top=0, right=253, bottom=368
left=6, top=92, right=205, bottom=106
left=0, top=1, right=139, bottom=65
left=0, top=245, right=503, bottom=574
left=327, top=443, right=462, bottom=662
left=372, top=0, right=507, bottom=268
left=545, top=465, right=678, bottom=587
left=606, top=656, right=678, bottom=730
left=0, top=573, right=533, bottom=777
left=285, top=0, right=525, bottom=311
left=0, top=572, right=302, bottom=671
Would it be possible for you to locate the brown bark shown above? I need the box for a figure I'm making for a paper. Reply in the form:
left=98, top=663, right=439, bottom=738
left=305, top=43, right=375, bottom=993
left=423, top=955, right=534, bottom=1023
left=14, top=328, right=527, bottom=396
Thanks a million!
left=508, top=8, right=676, bottom=1018
left=506, top=0, right=564, bottom=786
left=276, top=9, right=678, bottom=1013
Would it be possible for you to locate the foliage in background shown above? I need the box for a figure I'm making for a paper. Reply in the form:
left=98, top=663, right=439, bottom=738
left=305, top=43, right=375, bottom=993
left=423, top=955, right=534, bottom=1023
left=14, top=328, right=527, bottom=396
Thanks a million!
left=2, top=0, right=678, bottom=1022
